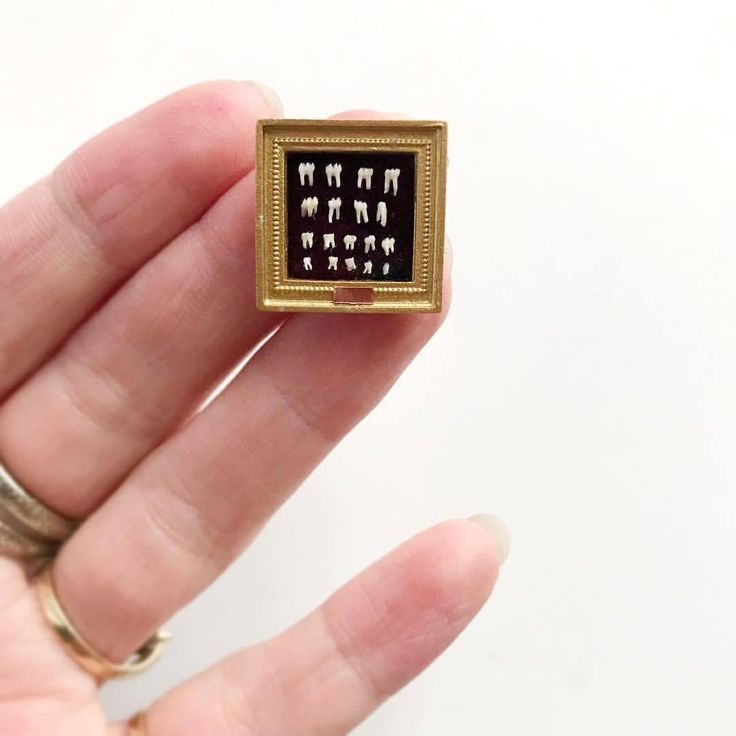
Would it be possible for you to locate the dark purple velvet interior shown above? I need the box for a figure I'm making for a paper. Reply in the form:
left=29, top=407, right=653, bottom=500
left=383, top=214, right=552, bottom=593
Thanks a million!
left=286, top=151, right=416, bottom=282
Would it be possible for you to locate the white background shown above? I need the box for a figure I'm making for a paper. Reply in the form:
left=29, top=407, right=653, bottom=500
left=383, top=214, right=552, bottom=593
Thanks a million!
left=2, top=1, right=735, bottom=733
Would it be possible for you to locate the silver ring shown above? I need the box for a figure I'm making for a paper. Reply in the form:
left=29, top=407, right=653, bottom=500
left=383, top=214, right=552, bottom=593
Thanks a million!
left=0, top=458, right=78, bottom=558
left=0, top=516, right=57, bottom=559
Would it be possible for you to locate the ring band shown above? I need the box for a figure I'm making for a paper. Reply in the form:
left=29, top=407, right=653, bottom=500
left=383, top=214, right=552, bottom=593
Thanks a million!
left=0, top=516, right=57, bottom=559
left=35, top=563, right=171, bottom=681
left=128, top=712, right=149, bottom=735
left=0, top=458, right=78, bottom=543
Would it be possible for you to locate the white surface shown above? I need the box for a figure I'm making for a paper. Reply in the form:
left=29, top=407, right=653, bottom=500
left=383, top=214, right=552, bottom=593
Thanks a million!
left=2, top=1, right=736, bottom=733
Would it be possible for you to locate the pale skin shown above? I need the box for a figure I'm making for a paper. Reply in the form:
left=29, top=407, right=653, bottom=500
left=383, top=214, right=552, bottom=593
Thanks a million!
left=0, top=82, right=502, bottom=735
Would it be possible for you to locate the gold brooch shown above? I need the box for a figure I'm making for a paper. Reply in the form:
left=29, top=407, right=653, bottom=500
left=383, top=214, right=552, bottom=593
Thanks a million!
left=255, top=119, right=447, bottom=313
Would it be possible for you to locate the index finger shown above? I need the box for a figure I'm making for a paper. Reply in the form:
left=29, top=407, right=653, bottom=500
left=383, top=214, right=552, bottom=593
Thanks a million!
left=0, top=80, right=279, bottom=399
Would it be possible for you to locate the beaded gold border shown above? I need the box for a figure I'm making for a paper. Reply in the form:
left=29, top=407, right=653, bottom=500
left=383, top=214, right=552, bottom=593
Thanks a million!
left=256, top=119, right=447, bottom=313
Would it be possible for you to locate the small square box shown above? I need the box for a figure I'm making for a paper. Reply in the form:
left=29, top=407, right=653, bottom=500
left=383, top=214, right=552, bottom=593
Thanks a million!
left=255, top=119, right=447, bottom=313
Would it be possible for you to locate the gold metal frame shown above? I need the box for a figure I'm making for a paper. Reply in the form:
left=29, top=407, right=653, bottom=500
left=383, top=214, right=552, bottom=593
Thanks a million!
left=255, top=119, right=447, bottom=313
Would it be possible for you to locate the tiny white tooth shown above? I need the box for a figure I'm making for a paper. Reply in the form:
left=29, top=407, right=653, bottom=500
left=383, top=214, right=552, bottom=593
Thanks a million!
left=328, top=255, right=338, bottom=270
left=299, top=162, right=315, bottom=187
left=384, top=168, right=400, bottom=195
left=376, top=201, right=387, bottom=227
left=345, top=257, right=356, bottom=271
left=383, top=262, right=390, bottom=275
left=354, top=200, right=368, bottom=224
left=323, top=233, right=336, bottom=250
left=328, top=197, right=342, bottom=223
left=303, top=256, right=312, bottom=270
left=326, top=162, right=341, bottom=187
left=357, top=167, right=374, bottom=189
left=364, top=235, right=376, bottom=253
left=363, top=260, right=373, bottom=274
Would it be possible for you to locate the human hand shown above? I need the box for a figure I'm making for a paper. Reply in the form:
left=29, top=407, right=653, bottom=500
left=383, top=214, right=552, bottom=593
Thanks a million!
left=0, top=81, right=508, bottom=735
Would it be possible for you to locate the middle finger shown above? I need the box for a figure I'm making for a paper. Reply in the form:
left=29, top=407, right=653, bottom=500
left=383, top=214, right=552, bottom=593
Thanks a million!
left=0, top=172, right=279, bottom=518
left=54, top=270, right=450, bottom=661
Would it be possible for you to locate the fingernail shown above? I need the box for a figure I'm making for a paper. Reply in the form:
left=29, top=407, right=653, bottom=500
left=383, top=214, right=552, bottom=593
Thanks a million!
left=467, top=514, right=511, bottom=565
left=248, top=81, right=283, bottom=118
left=445, top=236, right=454, bottom=273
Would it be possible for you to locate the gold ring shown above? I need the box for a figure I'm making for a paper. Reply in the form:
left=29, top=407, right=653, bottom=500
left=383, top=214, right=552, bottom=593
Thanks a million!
left=128, top=712, right=149, bottom=735
left=35, top=563, right=171, bottom=681
left=0, top=457, right=78, bottom=544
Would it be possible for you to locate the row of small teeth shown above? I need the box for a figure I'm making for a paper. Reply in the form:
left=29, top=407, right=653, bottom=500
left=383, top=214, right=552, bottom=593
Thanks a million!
left=356, top=199, right=389, bottom=226
left=298, top=162, right=400, bottom=194
left=301, top=232, right=395, bottom=255
left=301, top=198, right=391, bottom=226
left=303, top=257, right=391, bottom=275
left=355, top=200, right=388, bottom=226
